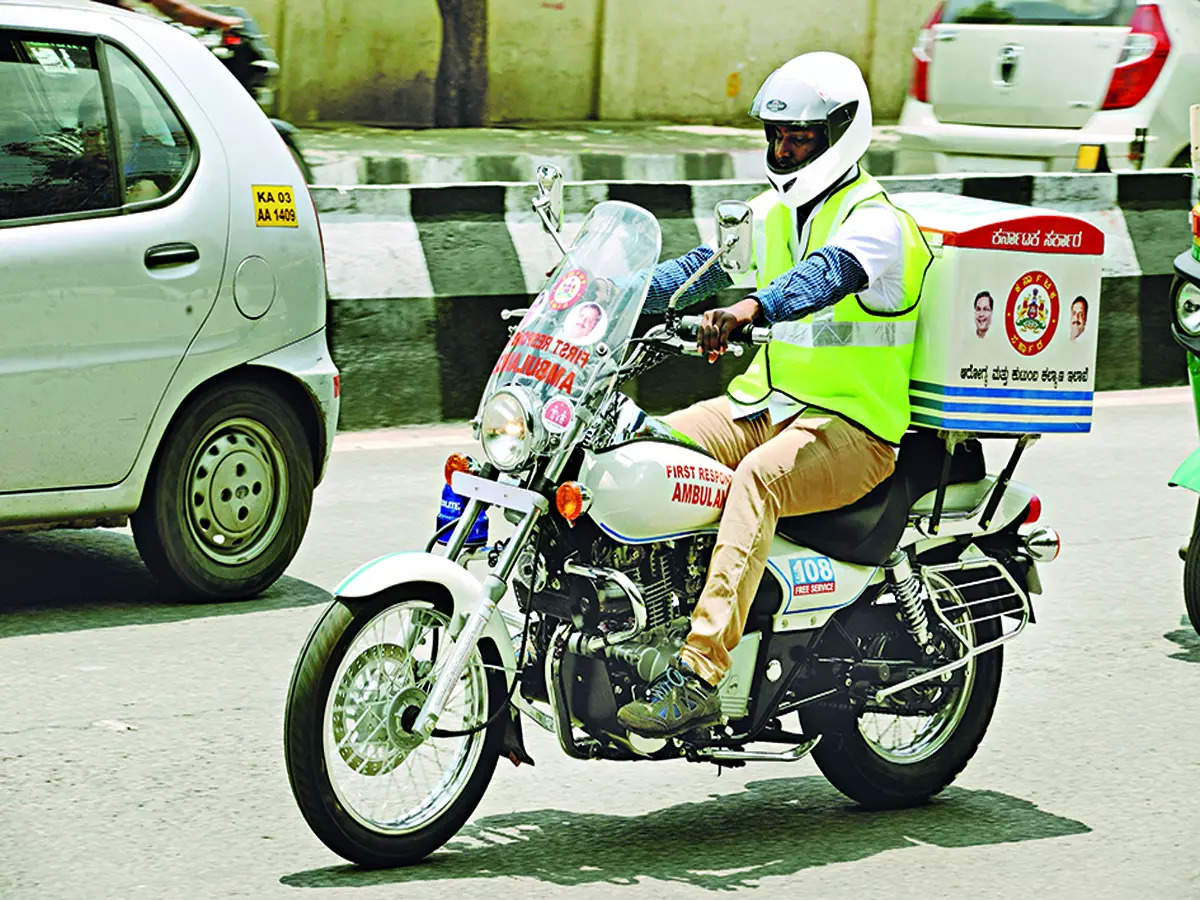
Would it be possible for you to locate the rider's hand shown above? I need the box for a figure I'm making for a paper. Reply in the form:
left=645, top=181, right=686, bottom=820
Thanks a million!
left=698, top=297, right=761, bottom=363
left=216, top=15, right=243, bottom=31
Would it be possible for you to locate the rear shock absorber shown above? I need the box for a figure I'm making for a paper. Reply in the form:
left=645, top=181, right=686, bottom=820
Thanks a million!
left=885, top=550, right=933, bottom=654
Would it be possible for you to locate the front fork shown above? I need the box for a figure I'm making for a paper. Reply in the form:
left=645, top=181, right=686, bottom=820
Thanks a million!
left=411, top=497, right=544, bottom=738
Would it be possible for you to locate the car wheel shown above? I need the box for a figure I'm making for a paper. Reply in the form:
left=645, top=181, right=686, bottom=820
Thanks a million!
left=132, top=379, right=314, bottom=601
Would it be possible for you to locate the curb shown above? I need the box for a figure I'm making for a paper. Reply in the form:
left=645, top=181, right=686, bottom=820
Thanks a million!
left=312, top=170, right=1193, bottom=429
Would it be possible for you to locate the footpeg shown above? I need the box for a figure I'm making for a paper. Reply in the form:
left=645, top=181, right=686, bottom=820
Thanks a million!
left=693, top=734, right=821, bottom=763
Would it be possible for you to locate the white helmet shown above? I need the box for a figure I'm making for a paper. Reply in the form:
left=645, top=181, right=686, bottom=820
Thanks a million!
left=749, top=52, right=872, bottom=208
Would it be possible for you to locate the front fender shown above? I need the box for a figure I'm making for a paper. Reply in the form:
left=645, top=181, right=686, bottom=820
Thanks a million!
left=335, top=551, right=518, bottom=686
left=1170, top=448, right=1200, bottom=494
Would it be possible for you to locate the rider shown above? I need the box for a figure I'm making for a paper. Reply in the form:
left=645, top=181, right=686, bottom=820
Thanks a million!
left=616, top=52, right=932, bottom=738
left=91, top=0, right=242, bottom=31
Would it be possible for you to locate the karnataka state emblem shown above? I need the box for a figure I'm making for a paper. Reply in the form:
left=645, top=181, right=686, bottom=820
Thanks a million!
left=1004, top=270, right=1060, bottom=356
left=549, top=268, right=588, bottom=311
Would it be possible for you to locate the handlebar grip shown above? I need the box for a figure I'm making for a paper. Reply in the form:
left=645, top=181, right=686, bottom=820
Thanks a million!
left=675, top=316, right=770, bottom=345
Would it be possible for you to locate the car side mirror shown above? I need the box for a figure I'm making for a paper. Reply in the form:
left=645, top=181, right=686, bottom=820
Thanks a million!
left=533, top=164, right=564, bottom=233
left=714, top=200, right=752, bottom=275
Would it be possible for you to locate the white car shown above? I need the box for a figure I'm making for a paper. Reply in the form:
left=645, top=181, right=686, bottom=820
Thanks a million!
left=895, top=0, right=1199, bottom=173
left=0, top=0, right=339, bottom=600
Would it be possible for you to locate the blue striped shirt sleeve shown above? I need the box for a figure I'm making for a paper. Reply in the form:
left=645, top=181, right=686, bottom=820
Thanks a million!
left=643, top=246, right=734, bottom=314
left=754, top=246, right=869, bottom=324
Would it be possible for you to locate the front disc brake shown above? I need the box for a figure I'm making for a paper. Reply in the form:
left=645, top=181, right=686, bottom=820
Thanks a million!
left=331, top=642, right=423, bottom=776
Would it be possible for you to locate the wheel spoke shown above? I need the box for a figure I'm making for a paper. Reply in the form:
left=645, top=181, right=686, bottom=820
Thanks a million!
left=322, top=601, right=491, bottom=834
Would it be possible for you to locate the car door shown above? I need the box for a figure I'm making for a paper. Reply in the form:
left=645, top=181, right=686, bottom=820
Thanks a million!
left=0, top=27, right=228, bottom=493
left=928, top=0, right=1133, bottom=128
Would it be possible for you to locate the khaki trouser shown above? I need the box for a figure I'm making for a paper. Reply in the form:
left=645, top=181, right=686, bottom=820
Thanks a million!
left=664, top=398, right=896, bottom=686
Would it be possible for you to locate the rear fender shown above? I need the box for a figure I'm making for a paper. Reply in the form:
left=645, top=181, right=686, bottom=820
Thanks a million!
left=1169, top=447, right=1200, bottom=494
left=335, top=551, right=518, bottom=688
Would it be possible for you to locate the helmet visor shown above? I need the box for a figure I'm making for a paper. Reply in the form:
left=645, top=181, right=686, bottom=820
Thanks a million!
left=764, top=122, right=830, bottom=176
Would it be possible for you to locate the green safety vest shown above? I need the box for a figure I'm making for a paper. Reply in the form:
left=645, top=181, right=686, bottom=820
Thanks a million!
left=726, top=170, right=932, bottom=444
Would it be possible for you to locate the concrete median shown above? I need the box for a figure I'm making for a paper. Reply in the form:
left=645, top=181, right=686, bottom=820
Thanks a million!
left=313, top=170, right=1193, bottom=430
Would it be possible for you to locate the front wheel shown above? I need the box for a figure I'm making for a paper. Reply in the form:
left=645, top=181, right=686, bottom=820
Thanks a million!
left=1182, top=500, right=1200, bottom=635
left=284, top=593, right=504, bottom=867
left=801, top=571, right=1003, bottom=809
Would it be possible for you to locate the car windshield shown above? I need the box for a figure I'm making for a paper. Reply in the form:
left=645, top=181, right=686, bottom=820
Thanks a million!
left=943, top=0, right=1133, bottom=25
left=480, top=200, right=661, bottom=427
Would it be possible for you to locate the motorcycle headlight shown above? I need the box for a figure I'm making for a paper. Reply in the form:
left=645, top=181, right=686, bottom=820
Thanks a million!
left=480, top=389, right=536, bottom=471
left=1177, top=282, right=1200, bottom=336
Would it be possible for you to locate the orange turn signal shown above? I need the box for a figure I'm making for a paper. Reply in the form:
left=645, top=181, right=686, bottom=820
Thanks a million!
left=555, top=481, right=591, bottom=524
left=445, top=453, right=473, bottom=486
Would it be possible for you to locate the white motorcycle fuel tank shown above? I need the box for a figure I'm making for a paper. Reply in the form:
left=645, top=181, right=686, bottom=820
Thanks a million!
left=579, top=440, right=729, bottom=542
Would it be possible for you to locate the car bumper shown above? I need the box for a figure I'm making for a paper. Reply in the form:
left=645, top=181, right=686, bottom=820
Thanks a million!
left=249, top=329, right=340, bottom=483
left=894, top=99, right=1159, bottom=175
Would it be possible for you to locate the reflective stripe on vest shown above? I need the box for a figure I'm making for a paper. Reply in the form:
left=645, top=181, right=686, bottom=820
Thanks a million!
left=771, top=319, right=918, bottom=348
left=728, top=170, right=932, bottom=443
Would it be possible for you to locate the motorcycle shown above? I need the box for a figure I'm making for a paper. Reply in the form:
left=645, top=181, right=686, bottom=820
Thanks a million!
left=178, top=5, right=312, bottom=182
left=1169, top=105, right=1200, bottom=635
left=284, top=166, right=1061, bottom=867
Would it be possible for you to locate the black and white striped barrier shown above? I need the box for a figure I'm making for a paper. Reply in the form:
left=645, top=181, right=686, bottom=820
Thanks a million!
left=312, top=170, right=1193, bottom=429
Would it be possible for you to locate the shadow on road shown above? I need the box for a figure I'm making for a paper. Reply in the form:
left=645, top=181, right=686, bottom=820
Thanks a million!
left=280, top=775, right=1090, bottom=891
left=1165, top=615, right=1200, bottom=663
left=0, top=529, right=330, bottom=639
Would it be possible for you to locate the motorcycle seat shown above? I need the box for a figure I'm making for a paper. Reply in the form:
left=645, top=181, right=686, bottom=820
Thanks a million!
left=774, top=430, right=986, bottom=566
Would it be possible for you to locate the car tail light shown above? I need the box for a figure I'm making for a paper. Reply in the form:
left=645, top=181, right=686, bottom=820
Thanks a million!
left=908, top=3, right=944, bottom=103
left=1101, top=4, right=1170, bottom=110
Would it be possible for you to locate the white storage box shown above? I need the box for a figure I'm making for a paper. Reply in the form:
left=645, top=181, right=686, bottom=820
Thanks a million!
left=895, top=193, right=1104, bottom=434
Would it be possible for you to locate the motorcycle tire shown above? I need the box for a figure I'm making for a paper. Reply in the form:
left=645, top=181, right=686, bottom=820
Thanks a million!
left=800, top=577, right=1003, bottom=810
left=131, top=378, right=313, bottom=601
left=284, top=592, right=505, bottom=868
left=1182, top=500, right=1200, bottom=635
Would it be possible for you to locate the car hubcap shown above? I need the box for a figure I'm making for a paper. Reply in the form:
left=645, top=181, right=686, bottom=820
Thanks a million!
left=186, top=417, right=288, bottom=564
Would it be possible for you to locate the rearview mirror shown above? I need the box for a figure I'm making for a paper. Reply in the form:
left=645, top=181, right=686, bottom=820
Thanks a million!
left=533, top=164, right=564, bottom=233
left=714, top=200, right=752, bottom=275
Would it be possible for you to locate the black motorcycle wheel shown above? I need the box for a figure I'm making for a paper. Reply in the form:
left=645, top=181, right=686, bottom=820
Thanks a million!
left=284, top=592, right=505, bottom=867
left=1182, top=500, right=1200, bottom=635
left=801, top=574, right=1003, bottom=809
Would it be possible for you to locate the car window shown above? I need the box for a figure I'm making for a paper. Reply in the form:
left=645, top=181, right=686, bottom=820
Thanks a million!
left=944, top=0, right=1135, bottom=25
left=0, top=33, right=116, bottom=222
left=104, top=43, right=192, bottom=204
left=0, top=31, right=194, bottom=224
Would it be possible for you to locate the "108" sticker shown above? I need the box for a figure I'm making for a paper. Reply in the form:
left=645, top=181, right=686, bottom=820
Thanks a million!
left=787, top=556, right=836, bottom=597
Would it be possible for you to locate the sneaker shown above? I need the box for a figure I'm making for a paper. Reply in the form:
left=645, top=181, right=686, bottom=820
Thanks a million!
left=616, top=660, right=722, bottom=737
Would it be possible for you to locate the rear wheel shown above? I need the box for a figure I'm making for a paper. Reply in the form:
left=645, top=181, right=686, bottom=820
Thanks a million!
left=1183, top=500, right=1200, bottom=635
left=132, top=380, right=313, bottom=601
left=801, top=572, right=1003, bottom=808
left=284, top=594, right=504, bottom=867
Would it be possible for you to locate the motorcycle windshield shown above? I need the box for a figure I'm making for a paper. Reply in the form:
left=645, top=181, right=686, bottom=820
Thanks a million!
left=482, top=201, right=661, bottom=427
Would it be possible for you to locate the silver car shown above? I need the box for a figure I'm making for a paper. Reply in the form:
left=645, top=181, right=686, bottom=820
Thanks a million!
left=895, top=0, right=1199, bottom=173
left=0, top=0, right=339, bottom=600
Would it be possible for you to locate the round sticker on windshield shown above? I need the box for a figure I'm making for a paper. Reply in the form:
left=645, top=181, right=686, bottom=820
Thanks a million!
left=549, top=268, right=588, bottom=311
left=542, top=398, right=574, bottom=433
left=562, top=301, right=608, bottom=346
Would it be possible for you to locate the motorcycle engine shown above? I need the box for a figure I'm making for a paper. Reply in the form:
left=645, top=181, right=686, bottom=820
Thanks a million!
left=585, top=533, right=713, bottom=630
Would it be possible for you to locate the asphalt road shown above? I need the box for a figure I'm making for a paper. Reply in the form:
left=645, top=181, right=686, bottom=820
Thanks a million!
left=2, top=388, right=1198, bottom=900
